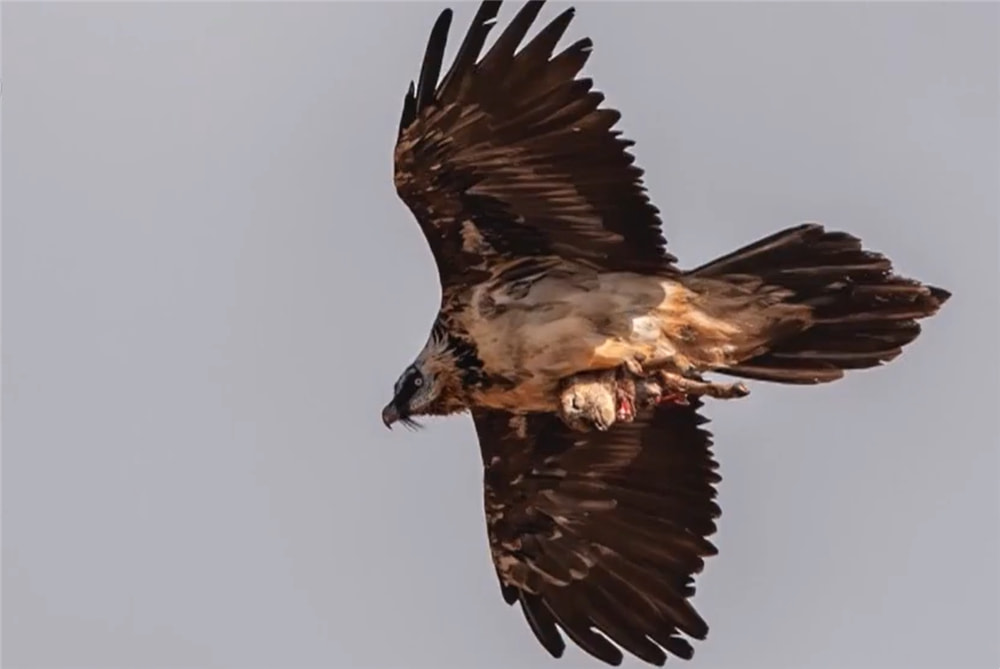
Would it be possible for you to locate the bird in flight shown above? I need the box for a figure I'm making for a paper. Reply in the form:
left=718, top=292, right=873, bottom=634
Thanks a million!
left=382, top=1, right=950, bottom=665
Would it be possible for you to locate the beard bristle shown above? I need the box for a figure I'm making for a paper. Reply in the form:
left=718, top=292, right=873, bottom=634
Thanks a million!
left=400, top=416, right=424, bottom=431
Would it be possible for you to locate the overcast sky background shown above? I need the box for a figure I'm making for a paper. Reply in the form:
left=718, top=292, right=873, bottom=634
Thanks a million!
left=3, top=2, right=998, bottom=668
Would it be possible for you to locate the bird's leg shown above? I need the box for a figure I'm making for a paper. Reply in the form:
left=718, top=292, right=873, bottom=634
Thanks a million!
left=622, top=356, right=645, bottom=377
left=608, top=364, right=701, bottom=425
left=654, top=370, right=750, bottom=402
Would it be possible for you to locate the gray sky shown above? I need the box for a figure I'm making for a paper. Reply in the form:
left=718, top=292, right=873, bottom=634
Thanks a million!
left=3, top=2, right=998, bottom=668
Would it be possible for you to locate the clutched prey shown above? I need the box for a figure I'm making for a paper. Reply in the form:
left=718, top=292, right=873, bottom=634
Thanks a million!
left=558, top=364, right=750, bottom=433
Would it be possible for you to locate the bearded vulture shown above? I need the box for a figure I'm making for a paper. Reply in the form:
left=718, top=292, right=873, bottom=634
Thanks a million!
left=381, top=1, right=950, bottom=666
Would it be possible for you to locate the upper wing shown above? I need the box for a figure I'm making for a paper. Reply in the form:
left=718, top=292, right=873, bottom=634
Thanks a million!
left=472, top=400, right=720, bottom=667
left=395, top=1, right=678, bottom=291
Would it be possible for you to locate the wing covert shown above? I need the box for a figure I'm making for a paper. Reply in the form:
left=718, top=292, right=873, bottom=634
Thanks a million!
left=471, top=401, right=721, bottom=666
left=395, top=0, right=678, bottom=290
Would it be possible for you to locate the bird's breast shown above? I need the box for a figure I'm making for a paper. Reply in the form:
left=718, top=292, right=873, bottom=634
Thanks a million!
left=456, top=269, right=734, bottom=413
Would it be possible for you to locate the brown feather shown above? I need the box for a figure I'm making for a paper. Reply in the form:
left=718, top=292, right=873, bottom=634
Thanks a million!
left=395, top=0, right=676, bottom=291
left=687, top=223, right=950, bottom=383
left=472, top=399, right=719, bottom=666
left=518, top=592, right=566, bottom=658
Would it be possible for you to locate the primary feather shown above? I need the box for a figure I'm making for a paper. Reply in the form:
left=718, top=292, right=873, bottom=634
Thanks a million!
left=394, top=0, right=675, bottom=291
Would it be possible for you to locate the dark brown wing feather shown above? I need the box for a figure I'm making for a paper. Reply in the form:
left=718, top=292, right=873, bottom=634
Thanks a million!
left=395, top=0, right=677, bottom=290
left=472, top=400, right=720, bottom=667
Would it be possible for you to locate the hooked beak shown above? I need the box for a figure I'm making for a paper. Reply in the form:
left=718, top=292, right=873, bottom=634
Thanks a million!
left=381, top=402, right=400, bottom=429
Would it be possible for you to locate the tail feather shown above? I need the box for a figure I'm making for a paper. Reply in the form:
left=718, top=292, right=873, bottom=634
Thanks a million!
left=689, top=223, right=950, bottom=385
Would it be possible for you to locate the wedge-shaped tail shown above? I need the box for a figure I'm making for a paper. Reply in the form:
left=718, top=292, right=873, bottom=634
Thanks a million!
left=689, top=223, right=951, bottom=384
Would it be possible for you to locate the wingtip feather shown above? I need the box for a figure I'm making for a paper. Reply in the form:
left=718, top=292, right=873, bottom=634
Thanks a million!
left=414, top=8, right=454, bottom=113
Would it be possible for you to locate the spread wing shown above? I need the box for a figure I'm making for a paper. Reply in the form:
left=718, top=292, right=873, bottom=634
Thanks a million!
left=472, top=400, right=720, bottom=667
left=394, top=0, right=678, bottom=291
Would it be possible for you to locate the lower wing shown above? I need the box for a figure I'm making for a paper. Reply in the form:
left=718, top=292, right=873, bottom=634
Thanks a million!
left=471, top=400, right=722, bottom=666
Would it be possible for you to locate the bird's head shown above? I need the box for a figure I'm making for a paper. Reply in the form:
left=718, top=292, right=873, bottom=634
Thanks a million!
left=382, top=332, right=466, bottom=429
left=382, top=363, right=440, bottom=429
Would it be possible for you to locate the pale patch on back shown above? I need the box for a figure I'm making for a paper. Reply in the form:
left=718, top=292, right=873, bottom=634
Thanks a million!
left=629, top=315, right=661, bottom=342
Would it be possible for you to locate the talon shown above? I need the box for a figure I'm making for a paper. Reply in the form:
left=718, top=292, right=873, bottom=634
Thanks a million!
left=623, top=358, right=644, bottom=376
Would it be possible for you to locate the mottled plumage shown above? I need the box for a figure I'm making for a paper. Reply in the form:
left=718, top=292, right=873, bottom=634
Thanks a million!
left=380, top=1, right=950, bottom=666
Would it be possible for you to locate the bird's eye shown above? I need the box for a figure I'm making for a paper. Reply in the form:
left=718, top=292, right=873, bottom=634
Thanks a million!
left=413, top=376, right=424, bottom=387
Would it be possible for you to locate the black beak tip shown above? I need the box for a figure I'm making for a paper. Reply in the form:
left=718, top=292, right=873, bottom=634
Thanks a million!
left=381, top=404, right=399, bottom=430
